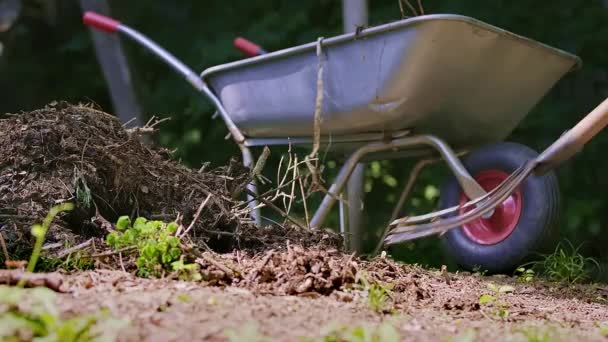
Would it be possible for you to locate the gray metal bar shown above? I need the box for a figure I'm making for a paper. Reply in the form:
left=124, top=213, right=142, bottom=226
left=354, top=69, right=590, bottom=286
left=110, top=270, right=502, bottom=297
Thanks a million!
left=239, top=145, right=261, bottom=226
left=117, top=25, right=247, bottom=144
left=372, top=158, right=436, bottom=256
left=243, top=130, right=409, bottom=147
left=309, top=134, right=486, bottom=229
left=342, top=0, right=368, bottom=33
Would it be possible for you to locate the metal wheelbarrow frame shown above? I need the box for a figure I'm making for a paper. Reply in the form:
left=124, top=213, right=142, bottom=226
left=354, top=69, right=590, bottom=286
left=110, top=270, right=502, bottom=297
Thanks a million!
left=82, top=11, right=608, bottom=272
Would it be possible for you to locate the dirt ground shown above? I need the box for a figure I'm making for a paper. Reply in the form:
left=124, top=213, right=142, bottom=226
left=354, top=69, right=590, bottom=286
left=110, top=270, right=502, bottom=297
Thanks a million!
left=47, top=255, right=608, bottom=342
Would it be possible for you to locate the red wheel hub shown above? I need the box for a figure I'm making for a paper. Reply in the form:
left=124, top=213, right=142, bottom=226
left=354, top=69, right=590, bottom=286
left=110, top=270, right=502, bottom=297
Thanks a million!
left=459, top=170, right=522, bottom=245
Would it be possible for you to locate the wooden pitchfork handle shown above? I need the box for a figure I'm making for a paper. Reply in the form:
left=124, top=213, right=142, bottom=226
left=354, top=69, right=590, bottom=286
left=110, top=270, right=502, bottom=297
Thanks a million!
left=535, top=97, right=608, bottom=174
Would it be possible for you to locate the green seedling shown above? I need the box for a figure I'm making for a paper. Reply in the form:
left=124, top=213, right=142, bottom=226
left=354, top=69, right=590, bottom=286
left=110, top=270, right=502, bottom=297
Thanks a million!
left=472, top=265, right=488, bottom=276
left=514, top=267, right=535, bottom=283
left=355, top=272, right=394, bottom=313
left=17, top=203, right=74, bottom=285
left=478, top=283, right=514, bottom=320
left=106, top=215, right=200, bottom=279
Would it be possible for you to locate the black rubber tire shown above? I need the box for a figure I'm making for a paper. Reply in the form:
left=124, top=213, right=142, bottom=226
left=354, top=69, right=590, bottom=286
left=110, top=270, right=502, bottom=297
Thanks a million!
left=439, top=142, right=560, bottom=274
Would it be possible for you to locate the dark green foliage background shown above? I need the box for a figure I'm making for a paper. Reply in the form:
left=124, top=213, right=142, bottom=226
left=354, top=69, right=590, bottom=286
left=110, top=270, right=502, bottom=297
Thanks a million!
left=1, top=1, right=608, bottom=278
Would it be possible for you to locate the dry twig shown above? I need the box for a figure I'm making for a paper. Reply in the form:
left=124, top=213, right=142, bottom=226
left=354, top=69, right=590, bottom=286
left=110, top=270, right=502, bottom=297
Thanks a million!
left=179, top=193, right=213, bottom=238
left=199, top=254, right=236, bottom=278
left=247, top=249, right=275, bottom=282
left=0, top=231, right=9, bottom=263
left=56, top=238, right=93, bottom=259
left=0, top=270, right=64, bottom=292
left=84, top=246, right=137, bottom=259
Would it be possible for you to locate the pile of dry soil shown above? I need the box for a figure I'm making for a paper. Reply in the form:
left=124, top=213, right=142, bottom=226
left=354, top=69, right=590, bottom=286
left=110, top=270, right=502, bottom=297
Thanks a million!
left=0, top=102, right=339, bottom=261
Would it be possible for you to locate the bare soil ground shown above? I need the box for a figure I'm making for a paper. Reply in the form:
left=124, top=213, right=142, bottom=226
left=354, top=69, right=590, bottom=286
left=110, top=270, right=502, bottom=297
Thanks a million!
left=44, top=251, right=608, bottom=342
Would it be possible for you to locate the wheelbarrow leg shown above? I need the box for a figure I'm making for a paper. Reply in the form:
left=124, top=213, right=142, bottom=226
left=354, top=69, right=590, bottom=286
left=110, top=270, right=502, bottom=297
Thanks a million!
left=309, top=135, right=486, bottom=229
left=239, top=145, right=262, bottom=226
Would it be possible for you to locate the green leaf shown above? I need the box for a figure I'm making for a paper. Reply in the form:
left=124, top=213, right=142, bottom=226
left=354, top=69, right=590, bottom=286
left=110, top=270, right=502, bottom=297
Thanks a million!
left=479, top=294, right=497, bottom=304
left=167, top=236, right=179, bottom=247
left=31, top=224, right=45, bottom=239
left=169, top=247, right=181, bottom=260
left=116, top=216, right=131, bottom=231
left=106, top=232, right=118, bottom=247
left=167, top=222, right=178, bottom=234
left=133, top=217, right=148, bottom=231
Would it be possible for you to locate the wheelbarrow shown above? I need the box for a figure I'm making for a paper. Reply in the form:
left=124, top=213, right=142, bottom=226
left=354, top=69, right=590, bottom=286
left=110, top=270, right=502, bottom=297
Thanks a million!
left=82, top=12, right=608, bottom=273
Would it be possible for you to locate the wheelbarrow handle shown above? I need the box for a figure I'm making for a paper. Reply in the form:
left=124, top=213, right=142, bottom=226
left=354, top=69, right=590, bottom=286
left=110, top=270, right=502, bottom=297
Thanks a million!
left=83, top=11, right=120, bottom=33
left=233, top=37, right=267, bottom=57
left=81, top=11, right=246, bottom=144
left=536, top=96, right=608, bottom=174
left=82, top=11, right=204, bottom=91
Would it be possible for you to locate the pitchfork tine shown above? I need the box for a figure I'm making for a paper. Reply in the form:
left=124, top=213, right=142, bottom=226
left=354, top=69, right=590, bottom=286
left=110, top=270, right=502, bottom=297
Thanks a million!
left=389, top=162, right=527, bottom=227
left=384, top=161, right=536, bottom=245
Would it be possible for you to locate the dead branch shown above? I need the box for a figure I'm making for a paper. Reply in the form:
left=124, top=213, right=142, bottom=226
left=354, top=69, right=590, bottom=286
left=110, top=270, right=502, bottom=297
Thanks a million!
left=310, top=37, right=325, bottom=158
left=417, top=0, right=424, bottom=15
left=405, top=0, right=419, bottom=16
left=179, top=193, right=212, bottom=238
left=251, top=146, right=271, bottom=184
left=84, top=246, right=137, bottom=259
left=0, top=231, right=9, bottom=262
left=243, top=188, right=307, bottom=230
left=55, top=238, right=93, bottom=258
left=197, top=252, right=237, bottom=278
left=0, top=270, right=65, bottom=292
left=247, top=249, right=274, bottom=282
left=398, top=0, right=405, bottom=18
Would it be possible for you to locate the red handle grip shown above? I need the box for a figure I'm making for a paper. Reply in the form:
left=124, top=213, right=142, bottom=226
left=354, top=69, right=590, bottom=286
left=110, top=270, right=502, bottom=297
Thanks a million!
left=234, top=37, right=265, bottom=57
left=83, top=11, right=120, bottom=33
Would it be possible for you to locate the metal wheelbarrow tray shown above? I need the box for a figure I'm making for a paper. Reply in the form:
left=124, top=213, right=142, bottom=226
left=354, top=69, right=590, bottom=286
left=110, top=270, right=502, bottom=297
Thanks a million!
left=202, top=14, right=580, bottom=149
left=82, top=12, right=608, bottom=275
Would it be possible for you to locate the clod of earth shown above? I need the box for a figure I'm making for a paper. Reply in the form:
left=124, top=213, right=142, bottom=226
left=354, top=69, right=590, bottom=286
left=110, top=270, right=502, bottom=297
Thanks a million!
left=0, top=102, right=341, bottom=262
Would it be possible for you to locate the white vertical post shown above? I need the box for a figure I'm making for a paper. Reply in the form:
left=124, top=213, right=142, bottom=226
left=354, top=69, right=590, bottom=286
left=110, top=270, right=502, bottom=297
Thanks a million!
left=80, top=0, right=143, bottom=127
left=341, top=0, right=368, bottom=253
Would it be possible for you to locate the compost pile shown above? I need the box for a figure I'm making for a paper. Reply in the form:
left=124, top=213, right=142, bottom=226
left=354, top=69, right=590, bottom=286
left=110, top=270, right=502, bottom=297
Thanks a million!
left=188, top=245, right=431, bottom=304
left=0, top=102, right=338, bottom=258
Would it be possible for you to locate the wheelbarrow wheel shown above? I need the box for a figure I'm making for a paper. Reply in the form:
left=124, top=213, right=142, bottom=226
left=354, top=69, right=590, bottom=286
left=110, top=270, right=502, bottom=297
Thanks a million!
left=438, top=142, right=560, bottom=274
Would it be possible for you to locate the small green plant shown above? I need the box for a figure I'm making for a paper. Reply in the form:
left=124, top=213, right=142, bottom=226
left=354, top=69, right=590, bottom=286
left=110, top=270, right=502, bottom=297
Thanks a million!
left=75, top=177, right=92, bottom=209
left=0, top=286, right=127, bottom=341
left=355, top=272, right=393, bottom=313
left=17, top=203, right=74, bottom=283
left=316, top=322, right=400, bottom=342
left=472, top=265, right=488, bottom=276
left=525, top=240, right=599, bottom=284
left=367, top=283, right=393, bottom=313
left=106, top=216, right=200, bottom=279
left=478, top=283, right=514, bottom=320
left=514, top=267, right=535, bottom=283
